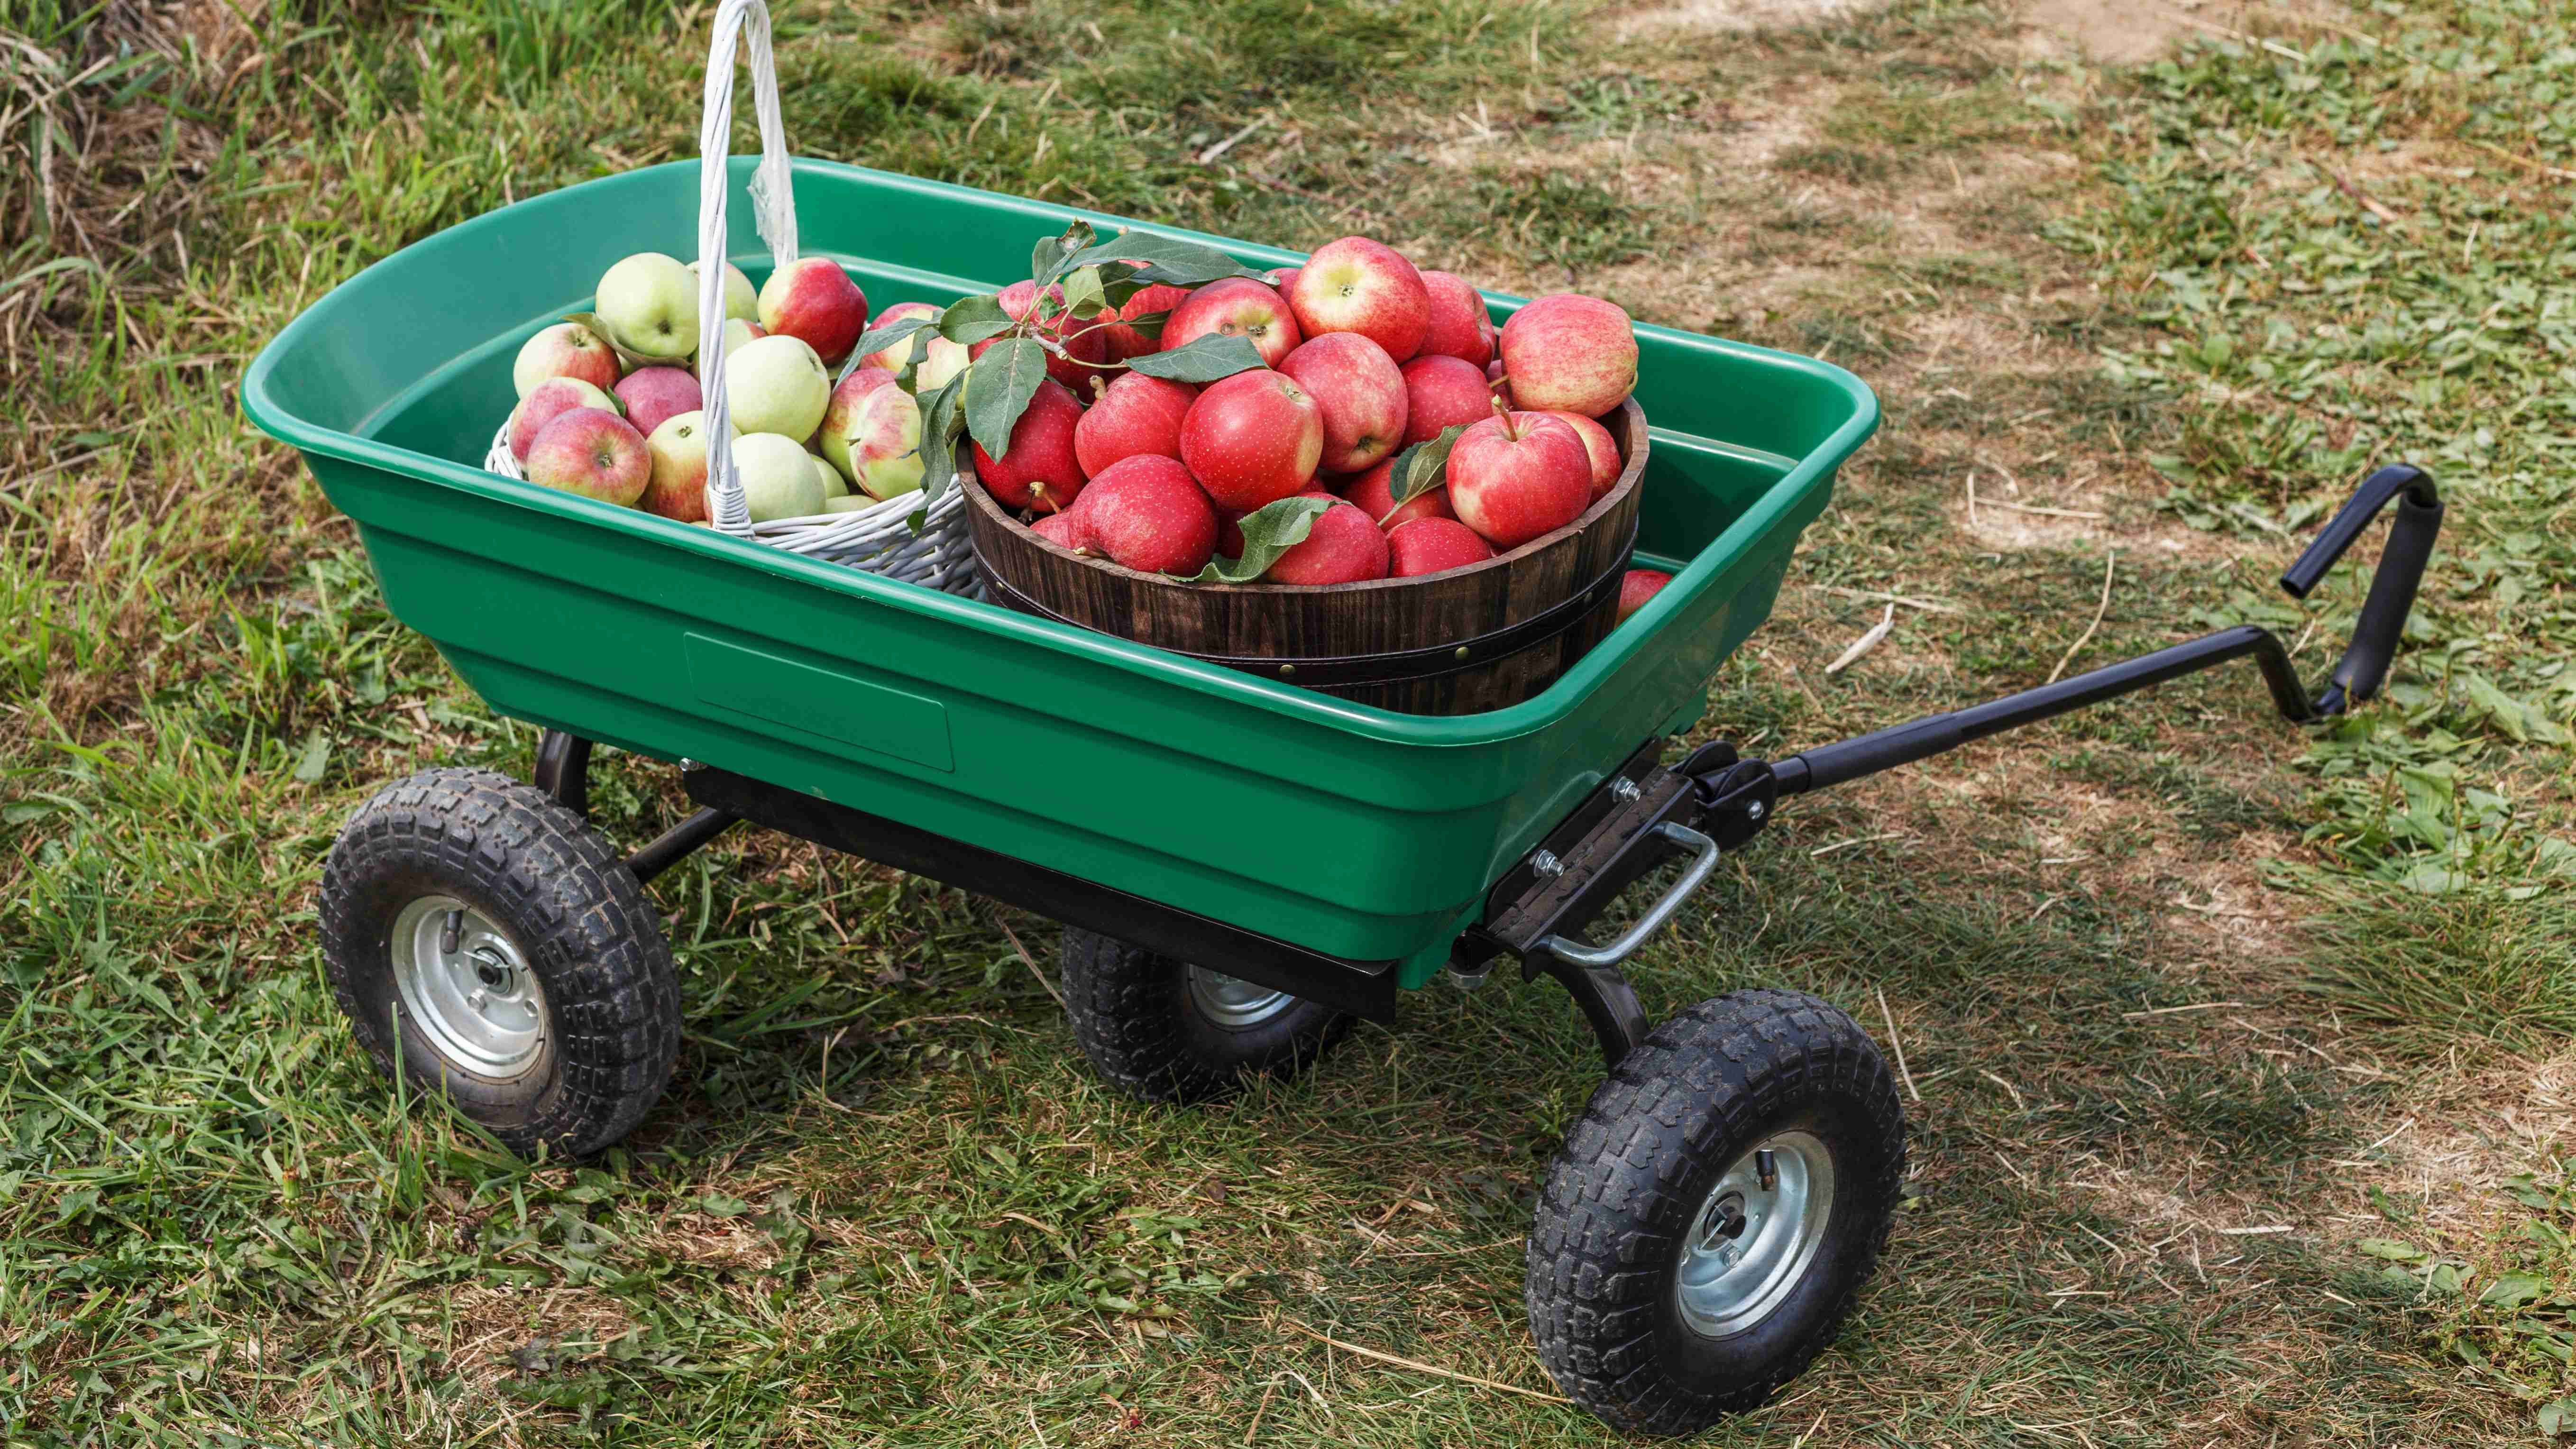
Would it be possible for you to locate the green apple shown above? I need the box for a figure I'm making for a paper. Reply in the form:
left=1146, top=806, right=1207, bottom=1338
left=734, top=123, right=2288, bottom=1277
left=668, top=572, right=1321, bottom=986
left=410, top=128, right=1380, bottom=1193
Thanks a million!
left=690, top=260, right=759, bottom=322
left=722, top=334, right=830, bottom=440
left=730, top=432, right=827, bottom=522
left=595, top=252, right=698, bottom=360
left=810, top=452, right=848, bottom=500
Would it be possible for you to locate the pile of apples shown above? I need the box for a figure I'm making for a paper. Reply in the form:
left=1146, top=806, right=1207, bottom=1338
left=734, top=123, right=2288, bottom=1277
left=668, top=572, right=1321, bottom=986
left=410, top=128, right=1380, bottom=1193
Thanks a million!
left=958, top=233, right=1642, bottom=587
left=504, top=251, right=913, bottom=523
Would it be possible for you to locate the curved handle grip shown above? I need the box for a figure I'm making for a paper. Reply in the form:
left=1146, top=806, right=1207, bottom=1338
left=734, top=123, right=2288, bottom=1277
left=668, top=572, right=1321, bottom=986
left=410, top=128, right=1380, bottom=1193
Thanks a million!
left=1536, top=822, right=1721, bottom=969
left=2277, top=463, right=2443, bottom=714
left=696, top=0, right=801, bottom=537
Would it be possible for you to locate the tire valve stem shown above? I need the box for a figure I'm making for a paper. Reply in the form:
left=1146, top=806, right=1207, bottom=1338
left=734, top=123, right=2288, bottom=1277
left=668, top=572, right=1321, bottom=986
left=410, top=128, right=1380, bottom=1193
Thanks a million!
left=1755, top=1149, right=1778, bottom=1192
left=440, top=909, right=465, bottom=956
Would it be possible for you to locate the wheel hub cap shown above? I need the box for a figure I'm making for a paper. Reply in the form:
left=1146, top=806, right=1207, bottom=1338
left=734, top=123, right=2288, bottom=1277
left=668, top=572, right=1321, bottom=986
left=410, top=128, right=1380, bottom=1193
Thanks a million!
left=390, top=896, right=548, bottom=1076
left=1673, top=1130, right=1835, bottom=1337
left=1185, top=966, right=1295, bottom=1029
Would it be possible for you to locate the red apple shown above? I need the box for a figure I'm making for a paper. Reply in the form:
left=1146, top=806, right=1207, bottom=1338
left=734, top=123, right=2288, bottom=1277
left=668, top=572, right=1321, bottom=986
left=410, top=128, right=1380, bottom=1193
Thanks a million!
left=1418, top=271, right=1494, bottom=367
left=613, top=366, right=703, bottom=437
left=1542, top=409, right=1621, bottom=498
left=756, top=257, right=870, bottom=364
left=1075, top=372, right=1198, bottom=478
left=1279, top=332, right=1408, bottom=473
left=1179, top=370, right=1324, bottom=512
left=1343, top=457, right=1455, bottom=530
left=1065, top=455, right=1218, bottom=575
left=1399, top=354, right=1495, bottom=448
left=1386, top=516, right=1495, bottom=578
left=859, top=300, right=939, bottom=370
left=523, top=408, right=650, bottom=505
left=1264, top=265, right=1302, bottom=292
left=512, top=321, right=620, bottom=397
left=507, top=376, right=617, bottom=462
left=1446, top=411, right=1590, bottom=549
left=1485, top=357, right=1513, bottom=409
left=1100, top=267, right=1191, bottom=362
left=1164, top=277, right=1301, bottom=369
left=971, top=379, right=1087, bottom=514
left=1618, top=568, right=1672, bottom=623
left=1266, top=496, right=1390, bottom=585
left=1216, top=507, right=1247, bottom=559
left=1032, top=510, right=1092, bottom=551
left=1498, top=293, right=1637, bottom=416
left=1284, top=237, right=1430, bottom=362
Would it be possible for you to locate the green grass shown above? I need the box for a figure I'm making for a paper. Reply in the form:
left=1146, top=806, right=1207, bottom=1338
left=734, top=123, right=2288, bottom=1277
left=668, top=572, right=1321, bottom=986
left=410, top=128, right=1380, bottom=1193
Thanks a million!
left=3, top=0, right=2572, bottom=1442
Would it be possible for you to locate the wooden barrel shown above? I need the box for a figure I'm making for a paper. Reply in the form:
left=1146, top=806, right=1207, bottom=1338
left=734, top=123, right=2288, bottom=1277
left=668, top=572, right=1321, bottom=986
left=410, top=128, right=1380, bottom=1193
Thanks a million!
left=966, top=400, right=1649, bottom=715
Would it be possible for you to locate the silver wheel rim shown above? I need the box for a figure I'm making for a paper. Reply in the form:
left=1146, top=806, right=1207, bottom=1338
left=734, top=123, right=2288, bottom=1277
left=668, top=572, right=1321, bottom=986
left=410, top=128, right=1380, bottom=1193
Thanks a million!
left=1672, top=1129, right=1836, bottom=1338
left=1185, top=966, right=1296, bottom=1030
left=389, top=895, right=549, bottom=1077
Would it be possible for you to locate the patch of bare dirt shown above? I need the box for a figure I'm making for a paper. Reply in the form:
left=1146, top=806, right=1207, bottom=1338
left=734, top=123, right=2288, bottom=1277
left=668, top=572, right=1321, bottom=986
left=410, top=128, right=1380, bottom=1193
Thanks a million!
left=2019, top=0, right=2196, bottom=64
left=1608, top=0, right=1882, bottom=38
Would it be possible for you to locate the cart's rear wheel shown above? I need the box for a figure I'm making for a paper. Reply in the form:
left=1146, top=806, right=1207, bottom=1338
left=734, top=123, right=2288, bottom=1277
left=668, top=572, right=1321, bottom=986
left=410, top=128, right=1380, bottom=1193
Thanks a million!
left=320, top=768, right=681, bottom=1157
left=1525, top=989, right=1904, bottom=1436
left=1058, top=926, right=1351, bottom=1105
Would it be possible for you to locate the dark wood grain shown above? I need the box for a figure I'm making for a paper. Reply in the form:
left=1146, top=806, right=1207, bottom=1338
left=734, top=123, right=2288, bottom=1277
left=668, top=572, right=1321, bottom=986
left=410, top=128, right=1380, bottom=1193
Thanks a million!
left=967, top=400, right=1650, bottom=715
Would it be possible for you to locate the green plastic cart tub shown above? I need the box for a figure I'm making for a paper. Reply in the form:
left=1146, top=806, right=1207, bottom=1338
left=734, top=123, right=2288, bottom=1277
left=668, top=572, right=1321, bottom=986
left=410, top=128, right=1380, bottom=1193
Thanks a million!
left=244, top=157, right=1878, bottom=989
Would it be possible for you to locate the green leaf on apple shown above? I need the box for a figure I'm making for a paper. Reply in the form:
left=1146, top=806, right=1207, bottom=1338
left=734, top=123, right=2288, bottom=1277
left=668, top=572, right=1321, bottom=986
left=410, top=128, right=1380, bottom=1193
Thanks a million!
left=1061, top=230, right=1265, bottom=288
left=1180, top=495, right=1334, bottom=584
left=937, top=293, right=1017, bottom=346
left=1383, top=423, right=1472, bottom=506
left=564, top=310, right=691, bottom=371
left=1056, top=266, right=1108, bottom=324
left=1125, top=333, right=1266, bottom=384
left=963, top=338, right=1049, bottom=459
left=1032, top=221, right=1096, bottom=289
left=845, top=314, right=937, bottom=374
left=916, top=373, right=968, bottom=509
left=1119, top=309, right=1170, bottom=344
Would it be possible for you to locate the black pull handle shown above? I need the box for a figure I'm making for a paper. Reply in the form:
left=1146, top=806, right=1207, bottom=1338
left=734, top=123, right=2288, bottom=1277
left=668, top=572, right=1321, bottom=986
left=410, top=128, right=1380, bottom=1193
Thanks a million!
left=2276, top=463, right=2442, bottom=714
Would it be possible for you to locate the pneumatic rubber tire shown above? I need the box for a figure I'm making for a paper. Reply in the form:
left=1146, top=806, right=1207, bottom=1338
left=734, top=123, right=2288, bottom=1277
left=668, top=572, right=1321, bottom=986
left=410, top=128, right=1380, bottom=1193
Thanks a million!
left=320, top=768, right=681, bottom=1158
left=1058, top=926, right=1352, bottom=1105
left=1526, top=989, right=1905, bottom=1436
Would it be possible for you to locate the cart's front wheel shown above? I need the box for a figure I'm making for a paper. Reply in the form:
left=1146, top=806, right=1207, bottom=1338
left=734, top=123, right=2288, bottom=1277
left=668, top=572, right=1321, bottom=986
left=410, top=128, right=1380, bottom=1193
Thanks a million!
left=1058, top=926, right=1351, bottom=1105
left=1526, top=989, right=1904, bottom=1437
left=320, top=768, right=681, bottom=1157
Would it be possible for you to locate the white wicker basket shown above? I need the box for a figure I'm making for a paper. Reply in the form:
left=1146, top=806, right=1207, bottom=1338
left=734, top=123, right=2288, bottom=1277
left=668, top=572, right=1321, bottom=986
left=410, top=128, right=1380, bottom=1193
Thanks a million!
left=488, top=0, right=980, bottom=599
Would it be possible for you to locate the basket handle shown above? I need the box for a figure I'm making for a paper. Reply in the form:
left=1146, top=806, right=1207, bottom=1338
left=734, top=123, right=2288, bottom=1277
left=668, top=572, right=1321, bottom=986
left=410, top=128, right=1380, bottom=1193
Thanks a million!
left=696, top=0, right=800, bottom=536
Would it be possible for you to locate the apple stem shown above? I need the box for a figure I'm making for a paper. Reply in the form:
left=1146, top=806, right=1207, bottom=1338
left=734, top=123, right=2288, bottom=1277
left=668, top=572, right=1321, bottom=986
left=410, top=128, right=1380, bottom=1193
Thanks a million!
left=1490, top=394, right=1519, bottom=440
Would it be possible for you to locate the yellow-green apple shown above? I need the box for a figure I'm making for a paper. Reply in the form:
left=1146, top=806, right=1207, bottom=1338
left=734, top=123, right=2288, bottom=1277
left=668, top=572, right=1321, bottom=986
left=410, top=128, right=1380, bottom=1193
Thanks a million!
left=1418, top=271, right=1494, bottom=367
left=1074, top=372, right=1197, bottom=478
left=1542, top=409, right=1621, bottom=498
left=508, top=377, right=618, bottom=462
left=972, top=280, right=1109, bottom=388
left=819, top=367, right=925, bottom=501
left=823, top=494, right=877, bottom=514
left=1284, top=237, right=1429, bottom=361
left=691, top=260, right=758, bottom=322
left=1164, top=278, right=1301, bottom=368
left=1279, top=332, right=1408, bottom=473
left=513, top=321, right=620, bottom=397
left=1265, top=492, right=1389, bottom=584
left=613, top=366, right=703, bottom=437
left=1498, top=293, right=1636, bottom=415
left=1399, top=355, right=1494, bottom=447
left=1386, top=515, right=1495, bottom=578
left=639, top=411, right=713, bottom=523
left=595, top=252, right=698, bottom=359
left=1344, top=456, right=1454, bottom=530
left=1052, top=455, right=1218, bottom=575
left=1100, top=273, right=1190, bottom=363
left=757, top=257, right=871, bottom=364
left=722, top=334, right=831, bottom=440
left=1445, top=410, right=1590, bottom=549
left=730, top=431, right=828, bottom=522
left=1178, top=370, right=1324, bottom=511
left=524, top=408, right=650, bottom=505
left=969, top=378, right=1086, bottom=514
left=861, top=301, right=940, bottom=368
left=1618, top=568, right=1671, bottom=622
left=810, top=453, right=848, bottom=500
